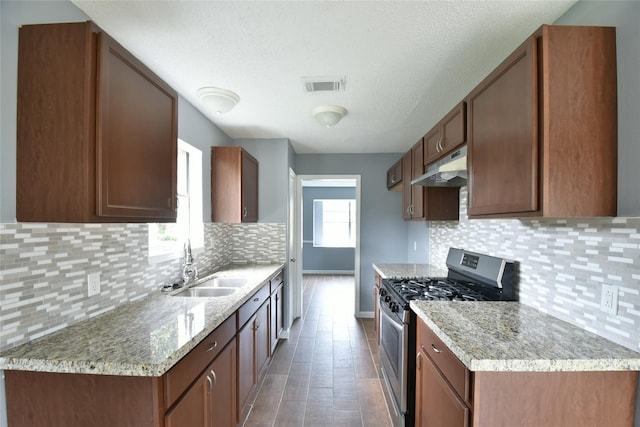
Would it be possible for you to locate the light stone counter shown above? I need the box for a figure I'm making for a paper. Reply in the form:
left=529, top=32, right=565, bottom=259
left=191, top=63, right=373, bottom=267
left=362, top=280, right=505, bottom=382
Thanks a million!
left=373, top=262, right=447, bottom=279
left=411, top=300, right=640, bottom=372
left=0, top=263, right=284, bottom=377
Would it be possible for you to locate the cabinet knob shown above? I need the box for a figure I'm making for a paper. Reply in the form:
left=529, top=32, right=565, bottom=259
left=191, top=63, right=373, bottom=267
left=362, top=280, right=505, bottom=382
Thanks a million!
left=210, top=369, right=217, bottom=386
left=431, top=344, right=441, bottom=353
left=206, top=375, right=213, bottom=392
left=242, top=207, right=248, bottom=217
left=206, top=341, right=218, bottom=352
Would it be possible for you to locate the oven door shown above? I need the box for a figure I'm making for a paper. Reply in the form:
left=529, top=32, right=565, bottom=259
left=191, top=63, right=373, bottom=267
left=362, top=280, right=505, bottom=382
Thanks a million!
left=379, top=298, right=408, bottom=417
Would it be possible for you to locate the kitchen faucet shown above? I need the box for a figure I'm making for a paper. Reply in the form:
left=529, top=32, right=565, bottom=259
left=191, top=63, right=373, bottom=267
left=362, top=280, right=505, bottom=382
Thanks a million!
left=182, top=239, right=198, bottom=286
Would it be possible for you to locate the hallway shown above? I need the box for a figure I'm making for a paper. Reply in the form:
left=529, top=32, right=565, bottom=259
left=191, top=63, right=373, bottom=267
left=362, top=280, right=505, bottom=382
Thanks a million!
left=244, top=275, right=393, bottom=427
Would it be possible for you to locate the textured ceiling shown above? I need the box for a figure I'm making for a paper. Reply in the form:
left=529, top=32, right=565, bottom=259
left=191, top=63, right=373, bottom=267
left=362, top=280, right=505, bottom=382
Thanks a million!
left=71, top=1, right=576, bottom=154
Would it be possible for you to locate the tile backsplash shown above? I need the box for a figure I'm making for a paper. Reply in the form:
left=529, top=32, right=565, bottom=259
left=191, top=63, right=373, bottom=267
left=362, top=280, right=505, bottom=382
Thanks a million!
left=0, top=222, right=285, bottom=351
left=430, top=187, right=640, bottom=352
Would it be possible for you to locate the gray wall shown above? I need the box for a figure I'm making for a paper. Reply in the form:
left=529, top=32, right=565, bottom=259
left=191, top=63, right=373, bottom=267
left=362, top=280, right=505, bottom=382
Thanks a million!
left=234, top=138, right=291, bottom=224
left=302, top=187, right=356, bottom=273
left=295, top=153, right=407, bottom=312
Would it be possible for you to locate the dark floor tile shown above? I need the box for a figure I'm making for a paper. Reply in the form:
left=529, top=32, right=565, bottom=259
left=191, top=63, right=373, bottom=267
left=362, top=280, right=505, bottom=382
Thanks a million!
left=247, top=374, right=287, bottom=422
left=282, top=374, right=310, bottom=401
left=333, top=409, right=363, bottom=426
left=274, top=400, right=305, bottom=426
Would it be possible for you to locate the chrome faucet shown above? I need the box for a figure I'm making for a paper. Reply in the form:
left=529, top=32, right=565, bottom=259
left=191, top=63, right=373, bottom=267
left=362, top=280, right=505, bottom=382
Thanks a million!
left=182, top=239, right=198, bottom=285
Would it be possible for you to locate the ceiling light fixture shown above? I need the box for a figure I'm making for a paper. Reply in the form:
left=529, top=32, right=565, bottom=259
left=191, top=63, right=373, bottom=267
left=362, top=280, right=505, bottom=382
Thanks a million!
left=197, top=87, right=240, bottom=114
left=312, top=105, right=347, bottom=128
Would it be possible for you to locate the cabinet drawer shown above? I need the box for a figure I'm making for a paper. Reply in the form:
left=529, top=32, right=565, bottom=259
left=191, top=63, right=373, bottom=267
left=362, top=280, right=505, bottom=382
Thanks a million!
left=417, top=321, right=470, bottom=402
left=164, top=313, right=237, bottom=409
left=238, top=282, right=270, bottom=328
left=270, top=270, right=284, bottom=293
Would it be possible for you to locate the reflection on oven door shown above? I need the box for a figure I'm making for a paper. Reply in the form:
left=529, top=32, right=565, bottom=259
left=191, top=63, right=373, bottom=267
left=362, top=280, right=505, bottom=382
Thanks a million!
left=379, top=301, right=408, bottom=416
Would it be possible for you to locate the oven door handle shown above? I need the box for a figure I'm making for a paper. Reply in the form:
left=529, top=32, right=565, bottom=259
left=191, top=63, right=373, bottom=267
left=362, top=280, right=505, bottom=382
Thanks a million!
left=379, top=300, right=404, bottom=331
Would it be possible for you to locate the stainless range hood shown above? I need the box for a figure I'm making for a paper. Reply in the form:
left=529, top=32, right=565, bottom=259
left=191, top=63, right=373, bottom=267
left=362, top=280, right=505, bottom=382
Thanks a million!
left=411, top=145, right=467, bottom=187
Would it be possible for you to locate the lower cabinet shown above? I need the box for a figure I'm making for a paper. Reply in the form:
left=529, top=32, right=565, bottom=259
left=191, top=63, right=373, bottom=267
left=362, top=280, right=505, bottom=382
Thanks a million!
left=270, top=282, right=284, bottom=353
left=4, top=268, right=286, bottom=427
left=165, top=337, right=236, bottom=427
left=415, top=318, right=638, bottom=427
left=237, top=298, right=271, bottom=425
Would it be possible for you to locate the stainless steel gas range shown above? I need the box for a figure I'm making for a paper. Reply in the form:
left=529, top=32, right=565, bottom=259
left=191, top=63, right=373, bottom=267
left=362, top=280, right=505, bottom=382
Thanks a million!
left=378, top=248, right=516, bottom=427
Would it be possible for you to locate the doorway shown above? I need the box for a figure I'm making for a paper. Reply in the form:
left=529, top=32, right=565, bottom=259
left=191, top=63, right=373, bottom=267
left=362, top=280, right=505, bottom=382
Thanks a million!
left=290, top=174, right=362, bottom=320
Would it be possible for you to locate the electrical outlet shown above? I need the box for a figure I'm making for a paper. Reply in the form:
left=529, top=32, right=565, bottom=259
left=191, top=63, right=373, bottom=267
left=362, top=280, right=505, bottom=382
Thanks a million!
left=601, top=284, right=618, bottom=315
left=88, top=272, right=101, bottom=297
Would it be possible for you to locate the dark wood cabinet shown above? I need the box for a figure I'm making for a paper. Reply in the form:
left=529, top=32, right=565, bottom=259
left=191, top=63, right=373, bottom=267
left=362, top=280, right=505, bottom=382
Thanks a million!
left=236, top=276, right=277, bottom=425
left=400, top=139, right=460, bottom=221
left=270, top=282, right=284, bottom=354
left=165, top=337, right=236, bottom=427
left=415, top=317, right=637, bottom=427
left=17, top=22, right=178, bottom=223
left=211, top=147, right=259, bottom=223
left=424, top=102, right=466, bottom=166
left=386, top=158, right=403, bottom=189
left=467, top=25, right=617, bottom=218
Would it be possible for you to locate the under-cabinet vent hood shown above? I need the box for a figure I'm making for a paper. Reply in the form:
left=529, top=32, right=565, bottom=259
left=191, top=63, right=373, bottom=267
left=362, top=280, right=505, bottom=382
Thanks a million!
left=411, top=145, right=467, bottom=187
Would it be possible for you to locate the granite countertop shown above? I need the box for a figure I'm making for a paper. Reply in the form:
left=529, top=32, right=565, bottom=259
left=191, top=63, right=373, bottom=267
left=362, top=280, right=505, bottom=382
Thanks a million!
left=0, top=263, right=284, bottom=377
left=411, top=300, right=640, bottom=372
left=373, top=262, right=447, bottom=279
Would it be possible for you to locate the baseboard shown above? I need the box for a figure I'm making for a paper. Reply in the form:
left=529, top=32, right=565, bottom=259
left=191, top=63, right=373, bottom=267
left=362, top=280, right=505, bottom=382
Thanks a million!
left=356, top=311, right=374, bottom=319
left=302, top=270, right=355, bottom=275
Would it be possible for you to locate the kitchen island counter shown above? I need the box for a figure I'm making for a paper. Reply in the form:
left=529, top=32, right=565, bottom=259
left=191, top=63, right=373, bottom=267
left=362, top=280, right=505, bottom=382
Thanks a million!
left=0, top=263, right=284, bottom=377
left=411, top=300, right=640, bottom=372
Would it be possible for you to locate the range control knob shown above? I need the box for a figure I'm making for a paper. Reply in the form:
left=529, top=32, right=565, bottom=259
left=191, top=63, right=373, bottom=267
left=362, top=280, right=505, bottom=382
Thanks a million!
left=380, top=288, right=387, bottom=297
left=384, top=295, right=391, bottom=303
left=390, top=303, right=399, bottom=313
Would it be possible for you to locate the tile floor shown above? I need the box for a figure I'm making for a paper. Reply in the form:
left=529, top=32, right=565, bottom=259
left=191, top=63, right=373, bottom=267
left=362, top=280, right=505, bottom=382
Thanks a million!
left=243, top=274, right=393, bottom=427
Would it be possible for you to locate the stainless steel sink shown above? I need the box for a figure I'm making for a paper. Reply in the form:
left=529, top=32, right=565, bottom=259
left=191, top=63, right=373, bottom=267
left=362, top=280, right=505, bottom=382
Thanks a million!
left=173, top=287, right=238, bottom=298
left=196, top=277, right=249, bottom=288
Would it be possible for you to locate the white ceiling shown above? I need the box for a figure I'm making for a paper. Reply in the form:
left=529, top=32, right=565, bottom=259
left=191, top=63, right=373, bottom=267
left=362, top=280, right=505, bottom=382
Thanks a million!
left=71, top=0, right=576, bottom=154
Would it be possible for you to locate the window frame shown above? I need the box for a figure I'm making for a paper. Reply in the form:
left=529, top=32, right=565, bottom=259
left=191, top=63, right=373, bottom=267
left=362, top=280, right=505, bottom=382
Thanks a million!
left=312, top=198, right=356, bottom=248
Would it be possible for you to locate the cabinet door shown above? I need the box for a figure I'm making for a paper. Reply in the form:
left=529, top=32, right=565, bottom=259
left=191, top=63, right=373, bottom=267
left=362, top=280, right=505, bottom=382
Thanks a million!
left=441, top=102, right=466, bottom=154
left=402, top=152, right=413, bottom=220
left=410, top=139, right=425, bottom=219
left=211, top=338, right=236, bottom=427
left=96, top=32, right=178, bottom=220
left=241, top=150, right=259, bottom=222
left=418, top=350, right=471, bottom=427
left=165, top=369, right=209, bottom=427
left=255, top=299, right=271, bottom=379
left=467, top=36, right=538, bottom=217
left=237, top=315, right=256, bottom=424
left=424, top=125, right=442, bottom=165
left=270, top=284, right=284, bottom=354
left=386, top=159, right=403, bottom=189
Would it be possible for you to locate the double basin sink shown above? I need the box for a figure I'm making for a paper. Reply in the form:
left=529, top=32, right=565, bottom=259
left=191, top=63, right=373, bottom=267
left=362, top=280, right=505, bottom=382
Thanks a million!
left=172, top=276, right=249, bottom=298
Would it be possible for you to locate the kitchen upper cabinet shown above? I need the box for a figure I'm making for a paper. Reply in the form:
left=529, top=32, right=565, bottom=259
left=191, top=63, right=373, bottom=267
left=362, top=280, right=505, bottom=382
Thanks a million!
left=402, top=140, right=425, bottom=219
left=211, top=147, right=259, bottom=223
left=400, top=140, right=460, bottom=221
left=467, top=25, right=617, bottom=218
left=386, top=158, right=403, bottom=190
left=424, top=102, right=466, bottom=166
left=17, top=22, right=178, bottom=223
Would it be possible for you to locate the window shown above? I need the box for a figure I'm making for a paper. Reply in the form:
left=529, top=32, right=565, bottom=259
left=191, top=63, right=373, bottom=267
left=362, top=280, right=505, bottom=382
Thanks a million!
left=148, top=139, right=203, bottom=262
left=313, top=199, right=356, bottom=248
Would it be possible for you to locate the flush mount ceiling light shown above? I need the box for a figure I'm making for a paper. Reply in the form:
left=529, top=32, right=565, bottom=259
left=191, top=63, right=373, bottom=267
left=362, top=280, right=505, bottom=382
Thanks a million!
left=197, top=87, right=240, bottom=114
left=312, top=105, right=347, bottom=128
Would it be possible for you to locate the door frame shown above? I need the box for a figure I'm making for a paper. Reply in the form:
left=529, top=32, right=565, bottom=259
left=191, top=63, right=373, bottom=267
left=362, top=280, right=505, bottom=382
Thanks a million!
left=294, top=174, right=362, bottom=317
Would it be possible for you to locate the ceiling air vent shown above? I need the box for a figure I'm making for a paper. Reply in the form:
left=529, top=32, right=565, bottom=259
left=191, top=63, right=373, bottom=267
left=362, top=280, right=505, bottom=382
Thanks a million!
left=302, top=75, right=346, bottom=93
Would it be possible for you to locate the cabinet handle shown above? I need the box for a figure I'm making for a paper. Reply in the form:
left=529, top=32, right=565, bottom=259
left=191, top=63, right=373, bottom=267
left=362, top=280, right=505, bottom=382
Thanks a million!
left=210, top=369, right=217, bottom=387
left=416, top=352, right=422, bottom=370
left=206, top=341, right=218, bottom=352
left=254, top=297, right=260, bottom=302
left=243, top=207, right=248, bottom=217
left=206, top=375, right=213, bottom=392
left=431, top=344, right=441, bottom=353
